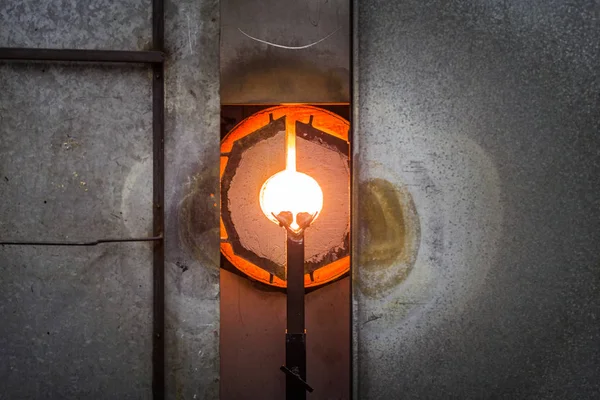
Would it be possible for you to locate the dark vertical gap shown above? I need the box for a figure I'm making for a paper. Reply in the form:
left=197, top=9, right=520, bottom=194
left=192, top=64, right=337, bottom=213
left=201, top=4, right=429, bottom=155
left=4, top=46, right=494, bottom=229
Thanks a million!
left=349, top=0, right=358, bottom=398
left=152, top=0, right=165, bottom=398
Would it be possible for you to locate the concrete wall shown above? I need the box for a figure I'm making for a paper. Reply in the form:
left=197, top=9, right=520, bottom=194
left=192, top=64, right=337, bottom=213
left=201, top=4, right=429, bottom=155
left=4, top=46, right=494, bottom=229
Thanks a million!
left=354, top=1, right=600, bottom=398
left=2, top=0, right=599, bottom=399
left=0, top=0, right=220, bottom=399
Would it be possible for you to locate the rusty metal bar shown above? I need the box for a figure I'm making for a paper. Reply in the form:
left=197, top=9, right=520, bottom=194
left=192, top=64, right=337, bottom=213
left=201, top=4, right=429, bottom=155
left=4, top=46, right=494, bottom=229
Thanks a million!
left=0, top=47, right=164, bottom=64
left=151, top=0, right=166, bottom=398
left=0, top=236, right=162, bottom=246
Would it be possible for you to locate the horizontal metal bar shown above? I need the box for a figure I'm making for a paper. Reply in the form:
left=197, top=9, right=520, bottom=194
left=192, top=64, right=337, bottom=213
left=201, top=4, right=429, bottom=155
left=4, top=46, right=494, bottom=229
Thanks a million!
left=0, top=48, right=165, bottom=64
left=0, top=236, right=163, bottom=246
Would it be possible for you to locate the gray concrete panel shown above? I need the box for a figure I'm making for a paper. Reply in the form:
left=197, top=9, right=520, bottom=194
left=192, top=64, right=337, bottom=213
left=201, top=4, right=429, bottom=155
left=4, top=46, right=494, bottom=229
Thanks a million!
left=1, top=0, right=222, bottom=398
left=0, top=0, right=151, bottom=51
left=0, top=245, right=153, bottom=399
left=0, top=64, right=153, bottom=241
left=0, top=63, right=154, bottom=397
left=354, top=1, right=600, bottom=398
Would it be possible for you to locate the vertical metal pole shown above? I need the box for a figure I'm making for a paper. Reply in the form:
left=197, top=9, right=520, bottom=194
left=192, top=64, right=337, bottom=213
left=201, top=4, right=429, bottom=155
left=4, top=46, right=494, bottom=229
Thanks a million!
left=152, top=0, right=165, bottom=398
left=286, top=234, right=307, bottom=400
left=350, top=0, right=358, bottom=398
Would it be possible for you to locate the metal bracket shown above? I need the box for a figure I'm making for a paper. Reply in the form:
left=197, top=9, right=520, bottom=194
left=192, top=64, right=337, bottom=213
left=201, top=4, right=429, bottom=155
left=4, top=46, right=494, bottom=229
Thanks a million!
left=280, top=365, right=314, bottom=393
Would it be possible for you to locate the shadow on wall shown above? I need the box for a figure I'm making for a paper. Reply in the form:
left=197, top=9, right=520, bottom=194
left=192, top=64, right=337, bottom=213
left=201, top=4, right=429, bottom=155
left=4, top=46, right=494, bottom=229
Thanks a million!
left=221, top=57, right=349, bottom=104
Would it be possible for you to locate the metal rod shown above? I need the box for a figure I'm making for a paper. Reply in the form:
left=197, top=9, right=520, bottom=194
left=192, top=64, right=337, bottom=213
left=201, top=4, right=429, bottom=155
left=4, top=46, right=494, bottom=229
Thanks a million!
left=0, top=236, right=163, bottom=246
left=152, top=0, right=165, bottom=398
left=286, top=234, right=307, bottom=400
left=0, top=47, right=164, bottom=64
left=287, top=235, right=305, bottom=333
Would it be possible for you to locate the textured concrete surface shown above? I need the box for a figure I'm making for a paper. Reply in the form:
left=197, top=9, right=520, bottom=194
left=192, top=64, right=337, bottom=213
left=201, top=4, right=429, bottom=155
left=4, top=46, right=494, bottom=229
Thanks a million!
left=0, top=246, right=153, bottom=399
left=0, top=63, right=154, bottom=399
left=1, top=0, right=221, bottom=398
left=164, top=0, right=221, bottom=398
left=354, top=0, right=600, bottom=398
left=5, top=0, right=598, bottom=398
left=0, top=64, right=153, bottom=241
left=220, top=0, right=349, bottom=103
left=0, top=0, right=151, bottom=50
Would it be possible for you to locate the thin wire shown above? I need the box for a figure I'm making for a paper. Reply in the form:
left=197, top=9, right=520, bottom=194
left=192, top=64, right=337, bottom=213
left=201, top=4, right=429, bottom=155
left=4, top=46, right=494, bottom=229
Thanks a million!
left=0, top=236, right=163, bottom=246
left=237, top=27, right=341, bottom=50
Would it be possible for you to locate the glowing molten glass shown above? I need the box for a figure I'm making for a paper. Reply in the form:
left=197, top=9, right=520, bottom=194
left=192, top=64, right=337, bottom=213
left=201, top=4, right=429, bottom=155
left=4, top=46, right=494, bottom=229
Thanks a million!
left=259, top=169, right=323, bottom=232
left=259, top=118, right=323, bottom=233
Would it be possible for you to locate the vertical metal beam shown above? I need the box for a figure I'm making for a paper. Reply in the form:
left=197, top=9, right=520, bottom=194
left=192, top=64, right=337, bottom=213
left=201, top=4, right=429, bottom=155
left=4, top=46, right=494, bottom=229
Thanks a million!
left=350, top=0, right=359, bottom=398
left=286, top=235, right=307, bottom=400
left=152, top=0, right=165, bottom=398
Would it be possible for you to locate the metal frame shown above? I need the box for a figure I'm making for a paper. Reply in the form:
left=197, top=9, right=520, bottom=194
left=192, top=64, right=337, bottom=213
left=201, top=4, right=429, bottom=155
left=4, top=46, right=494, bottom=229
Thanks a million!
left=0, top=0, right=166, bottom=398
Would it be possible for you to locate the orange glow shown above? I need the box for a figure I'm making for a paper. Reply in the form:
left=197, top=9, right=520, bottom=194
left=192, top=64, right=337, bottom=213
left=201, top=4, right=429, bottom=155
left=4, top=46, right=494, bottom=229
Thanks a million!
left=221, top=105, right=350, bottom=288
left=259, top=170, right=323, bottom=232
left=285, top=117, right=297, bottom=173
left=259, top=118, right=323, bottom=232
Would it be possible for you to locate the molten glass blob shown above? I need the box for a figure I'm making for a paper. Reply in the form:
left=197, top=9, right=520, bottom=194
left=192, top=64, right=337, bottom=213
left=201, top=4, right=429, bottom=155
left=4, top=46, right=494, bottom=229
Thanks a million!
left=259, top=169, right=323, bottom=233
